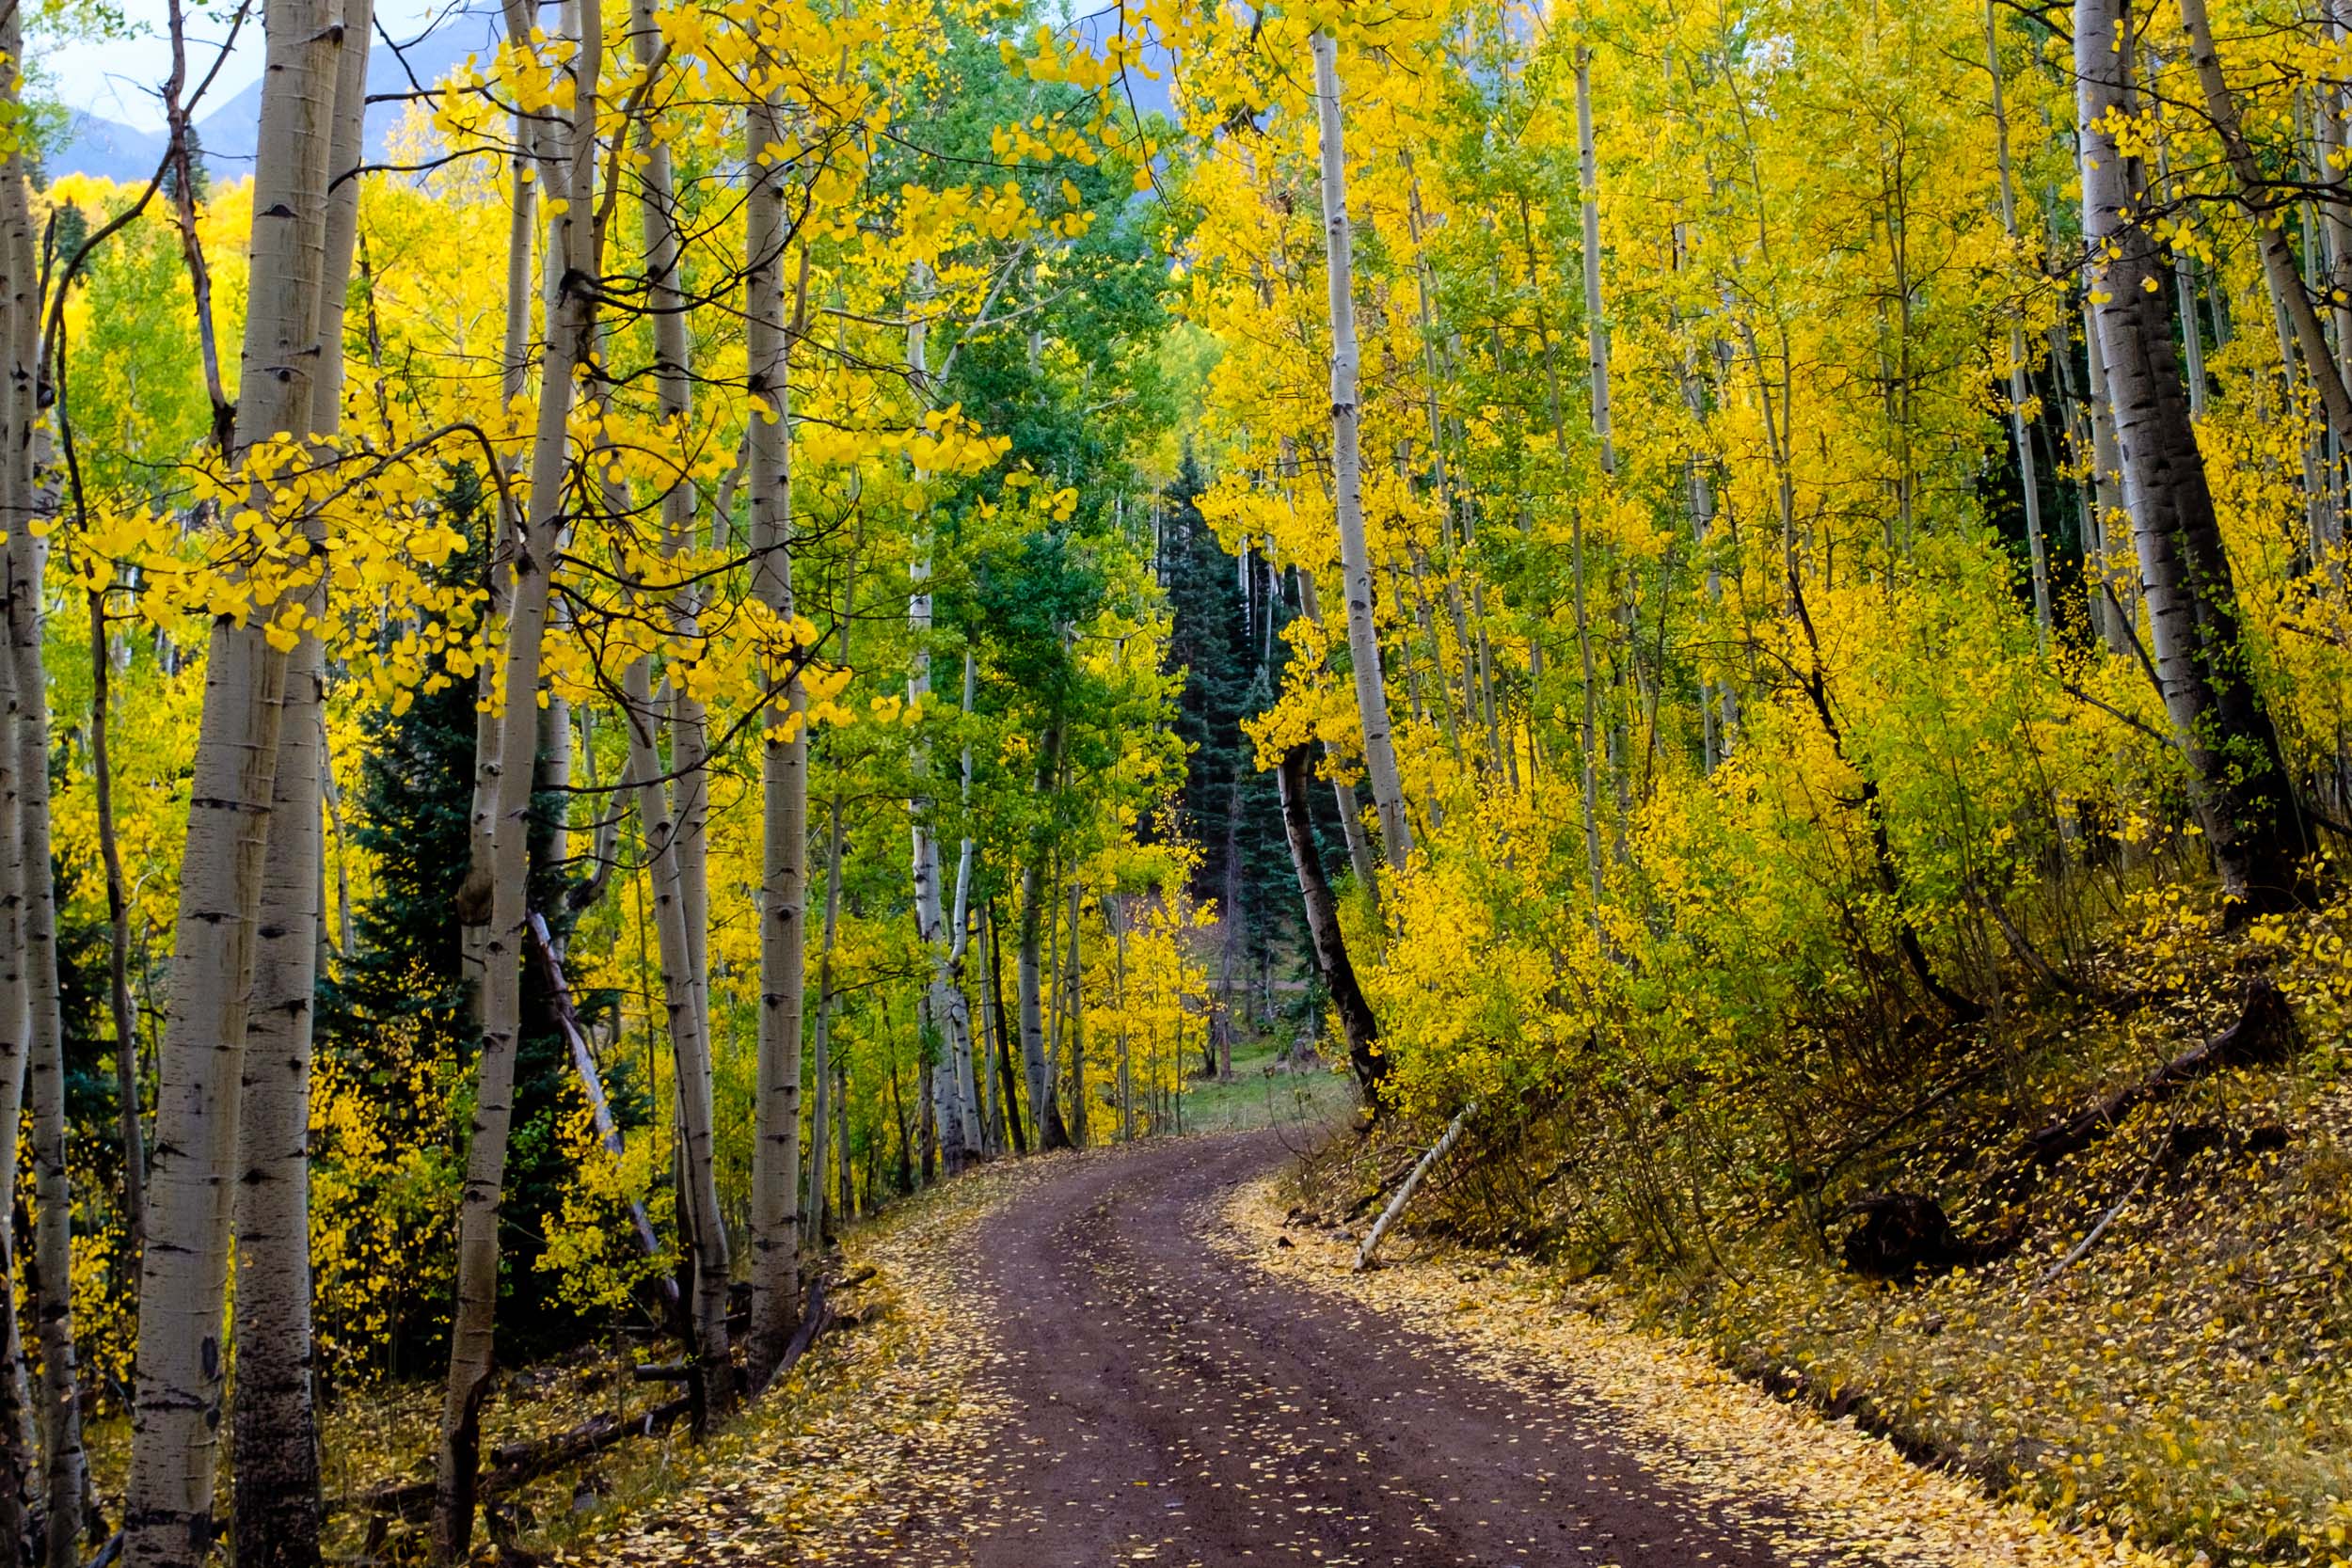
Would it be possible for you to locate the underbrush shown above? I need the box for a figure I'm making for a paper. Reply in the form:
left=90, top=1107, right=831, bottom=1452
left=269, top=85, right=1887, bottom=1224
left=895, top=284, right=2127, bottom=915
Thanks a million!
left=1291, top=878, right=2352, bottom=1565
left=77, top=1154, right=1036, bottom=1564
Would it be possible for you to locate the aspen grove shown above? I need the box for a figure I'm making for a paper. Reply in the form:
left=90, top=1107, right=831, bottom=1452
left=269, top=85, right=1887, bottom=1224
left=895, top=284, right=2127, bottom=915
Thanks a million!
left=17, top=0, right=2352, bottom=1556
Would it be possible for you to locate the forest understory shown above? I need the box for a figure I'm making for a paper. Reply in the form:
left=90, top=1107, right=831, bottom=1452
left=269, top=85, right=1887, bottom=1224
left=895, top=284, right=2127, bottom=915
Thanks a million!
left=1283, top=872, right=2352, bottom=1567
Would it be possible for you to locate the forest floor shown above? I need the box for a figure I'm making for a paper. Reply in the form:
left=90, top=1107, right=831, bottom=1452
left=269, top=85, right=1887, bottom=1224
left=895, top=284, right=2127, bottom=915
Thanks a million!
left=553, top=1127, right=2159, bottom=1568
left=1271, top=891, right=2352, bottom=1566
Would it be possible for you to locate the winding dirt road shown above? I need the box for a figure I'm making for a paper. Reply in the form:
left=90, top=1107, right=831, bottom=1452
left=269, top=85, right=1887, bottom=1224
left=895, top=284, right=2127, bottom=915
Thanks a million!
left=883, top=1131, right=1869, bottom=1568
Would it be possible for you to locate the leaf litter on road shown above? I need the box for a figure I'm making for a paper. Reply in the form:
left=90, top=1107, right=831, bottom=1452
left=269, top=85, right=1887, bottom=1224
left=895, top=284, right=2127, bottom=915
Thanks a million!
left=1223, top=1173, right=2165, bottom=1568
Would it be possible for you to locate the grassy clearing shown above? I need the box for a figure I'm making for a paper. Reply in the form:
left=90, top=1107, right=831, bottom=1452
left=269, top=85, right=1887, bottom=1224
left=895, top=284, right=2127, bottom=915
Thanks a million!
left=1175, top=1029, right=1358, bottom=1135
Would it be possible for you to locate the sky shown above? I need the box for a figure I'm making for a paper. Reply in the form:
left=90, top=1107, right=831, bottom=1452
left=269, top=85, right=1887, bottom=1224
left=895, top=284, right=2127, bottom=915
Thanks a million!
left=39, top=0, right=454, bottom=132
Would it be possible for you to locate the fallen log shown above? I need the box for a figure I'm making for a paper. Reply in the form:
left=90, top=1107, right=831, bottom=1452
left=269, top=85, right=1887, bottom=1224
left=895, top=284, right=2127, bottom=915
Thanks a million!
left=2023, top=977, right=2295, bottom=1168
left=347, top=1272, right=866, bottom=1525
left=2033, top=1144, right=2162, bottom=1290
left=777, top=1278, right=834, bottom=1376
left=1342, top=1157, right=1421, bottom=1223
left=1839, top=1191, right=2024, bottom=1281
left=340, top=1394, right=695, bottom=1522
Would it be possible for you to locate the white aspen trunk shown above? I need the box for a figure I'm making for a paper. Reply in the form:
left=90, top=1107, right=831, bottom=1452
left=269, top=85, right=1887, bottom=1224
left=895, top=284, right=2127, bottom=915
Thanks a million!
left=1107, top=897, right=1132, bottom=1141
left=2077, top=0, right=2303, bottom=910
left=1066, top=881, right=1088, bottom=1146
left=1046, top=864, right=1067, bottom=1090
left=944, top=652, right=982, bottom=1153
left=1290, top=566, right=1382, bottom=904
left=2180, top=0, right=2352, bottom=444
left=1671, top=227, right=1731, bottom=768
left=320, top=712, right=355, bottom=957
left=1575, top=48, right=1614, bottom=479
left=1355, top=1103, right=1472, bottom=1270
left=904, top=269, right=979, bottom=1172
left=983, top=902, right=1025, bottom=1153
left=231, top=11, right=369, bottom=1561
left=1275, top=744, right=1385, bottom=1100
left=1575, top=48, right=1638, bottom=879
left=2079, top=293, right=2135, bottom=656
left=0, top=194, right=26, bottom=1538
left=619, top=659, right=733, bottom=1413
left=228, top=626, right=325, bottom=1568
left=528, top=913, right=667, bottom=1273
left=1396, top=160, right=1488, bottom=766
left=7, top=293, right=82, bottom=1568
left=742, top=74, right=808, bottom=1393
left=2325, top=0, right=2352, bottom=415
left=1986, top=2, right=2054, bottom=643
left=537, top=690, right=570, bottom=863
left=1017, top=731, right=1071, bottom=1150
left=834, top=1063, right=852, bottom=1220
left=632, top=0, right=709, bottom=1044
left=1402, top=168, right=1477, bottom=756
left=2144, top=65, right=2213, bottom=420
left=1311, top=32, right=1412, bottom=871
left=0, top=268, right=24, bottom=1541
left=1517, top=187, right=1608, bottom=923
left=88, top=589, right=145, bottom=1252
left=125, top=0, right=344, bottom=1560
left=460, top=0, right=549, bottom=1028
left=0, top=35, right=62, bottom=1544
left=434, top=0, right=598, bottom=1550
left=807, top=791, right=845, bottom=1243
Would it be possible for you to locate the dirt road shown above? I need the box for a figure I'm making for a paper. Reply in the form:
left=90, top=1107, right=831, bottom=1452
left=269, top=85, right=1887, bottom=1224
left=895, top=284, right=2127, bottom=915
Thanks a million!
left=897, top=1131, right=1850, bottom=1567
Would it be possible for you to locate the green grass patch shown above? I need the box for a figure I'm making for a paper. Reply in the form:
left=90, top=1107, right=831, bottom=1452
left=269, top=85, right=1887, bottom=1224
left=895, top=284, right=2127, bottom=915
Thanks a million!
left=1178, top=1031, right=1357, bottom=1136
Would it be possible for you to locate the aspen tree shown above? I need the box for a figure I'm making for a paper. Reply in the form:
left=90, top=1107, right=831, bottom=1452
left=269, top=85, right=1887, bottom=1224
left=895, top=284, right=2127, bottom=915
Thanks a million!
left=808, top=785, right=847, bottom=1240
left=1018, top=729, right=1073, bottom=1148
left=121, top=0, right=349, bottom=1559
left=1986, top=1, right=2054, bottom=642
left=1279, top=438, right=1380, bottom=904
left=2179, top=0, right=2352, bottom=446
left=88, top=593, right=143, bottom=1257
left=1570, top=45, right=1614, bottom=902
left=631, top=0, right=713, bottom=1048
left=461, top=0, right=554, bottom=1023
left=0, top=20, right=67, bottom=1554
left=905, top=267, right=981, bottom=1171
left=1277, top=743, right=1383, bottom=1097
left=226, top=8, right=372, bottom=1563
left=436, top=0, right=602, bottom=1546
left=743, top=50, right=808, bottom=1392
left=618, top=657, right=732, bottom=1413
left=2076, top=0, right=2305, bottom=911
left=1, top=159, right=79, bottom=1568
left=946, top=650, right=983, bottom=1139
left=1311, top=31, right=1413, bottom=871
left=0, top=19, right=32, bottom=1535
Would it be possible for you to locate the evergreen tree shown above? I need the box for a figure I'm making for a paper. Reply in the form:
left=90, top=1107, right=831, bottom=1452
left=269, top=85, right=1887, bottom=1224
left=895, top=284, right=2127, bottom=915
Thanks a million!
left=1159, top=455, right=1299, bottom=1024
left=315, top=467, right=628, bottom=1371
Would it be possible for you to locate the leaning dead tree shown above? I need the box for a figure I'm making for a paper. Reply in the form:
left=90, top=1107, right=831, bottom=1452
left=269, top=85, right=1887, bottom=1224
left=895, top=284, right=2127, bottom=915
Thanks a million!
left=1356, top=1103, right=1474, bottom=1270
